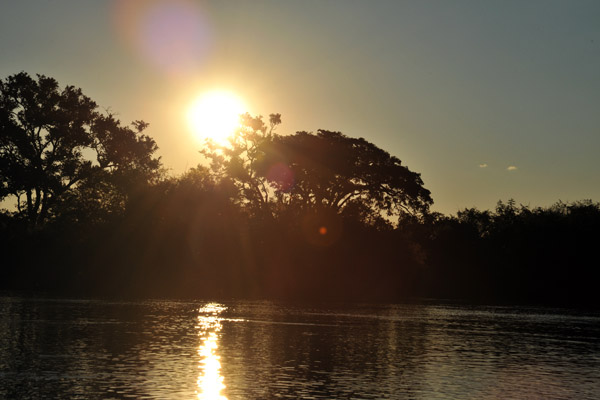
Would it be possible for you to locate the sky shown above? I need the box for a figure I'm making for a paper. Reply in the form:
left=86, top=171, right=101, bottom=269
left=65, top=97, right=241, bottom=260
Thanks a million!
left=1, top=0, right=599, bottom=215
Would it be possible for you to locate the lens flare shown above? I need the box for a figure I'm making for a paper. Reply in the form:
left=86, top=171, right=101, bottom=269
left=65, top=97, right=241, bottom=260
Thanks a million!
left=266, top=162, right=295, bottom=191
left=112, top=0, right=212, bottom=75
left=302, top=210, right=343, bottom=247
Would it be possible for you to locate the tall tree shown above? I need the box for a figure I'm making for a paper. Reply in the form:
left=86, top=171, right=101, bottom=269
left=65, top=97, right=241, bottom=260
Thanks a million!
left=200, top=113, right=281, bottom=216
left=0, top=72, right=161, bottom=227
left=201, top=114, right=432, bottom=223
left=257, top=130, right=432, bottom=219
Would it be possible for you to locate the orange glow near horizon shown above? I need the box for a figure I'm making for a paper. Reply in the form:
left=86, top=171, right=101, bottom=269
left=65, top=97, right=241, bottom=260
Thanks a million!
left=187, top=91, right=247, bottom=145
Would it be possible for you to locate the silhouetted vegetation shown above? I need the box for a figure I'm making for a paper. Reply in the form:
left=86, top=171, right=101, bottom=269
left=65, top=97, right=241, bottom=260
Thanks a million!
left=1, top=73, right=599, bottom=306
left=417, top=199, right=600, bottom=305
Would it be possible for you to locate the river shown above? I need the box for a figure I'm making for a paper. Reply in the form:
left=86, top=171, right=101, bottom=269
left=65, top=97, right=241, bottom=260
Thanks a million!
left=1, top=296, right=599, bottom=399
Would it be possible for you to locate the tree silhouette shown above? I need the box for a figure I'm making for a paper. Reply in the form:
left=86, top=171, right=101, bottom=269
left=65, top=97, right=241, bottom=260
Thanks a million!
left=0, top=72, right=161, bottom=227
left=258, top=129, right=433, bottom=220
left=201, top=114, right=432, bottom=224
left=2, top=71, right=598, bottom=305
left=200, top=113, right=281, bottom=217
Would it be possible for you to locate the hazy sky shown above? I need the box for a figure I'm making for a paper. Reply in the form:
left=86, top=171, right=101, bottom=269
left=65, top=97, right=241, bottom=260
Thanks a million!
left=1, top=0, right=599, bottom=214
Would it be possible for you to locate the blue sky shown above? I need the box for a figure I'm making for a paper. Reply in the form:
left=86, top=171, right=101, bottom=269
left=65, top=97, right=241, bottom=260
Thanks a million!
left=1, top=0, right=599, bottom=214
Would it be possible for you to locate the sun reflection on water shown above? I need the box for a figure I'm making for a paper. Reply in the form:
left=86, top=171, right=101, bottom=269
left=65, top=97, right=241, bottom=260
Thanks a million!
left=196, top=303, right=227, bottom=400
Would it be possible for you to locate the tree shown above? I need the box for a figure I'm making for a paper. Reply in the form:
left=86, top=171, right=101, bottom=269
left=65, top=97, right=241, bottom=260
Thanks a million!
left=259, top=130, right=432, bottom=218
left=0, top=72, right=161, bottom=227
left=201, top=114, right=432, bottom=223
left=200, top=113, right=281, bottom=216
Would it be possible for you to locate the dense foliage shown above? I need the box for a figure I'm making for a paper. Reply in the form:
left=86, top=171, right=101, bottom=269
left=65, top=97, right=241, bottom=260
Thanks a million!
left=1, top=73, right=599, bottom=306
left=0, top=72, right=161, bottom=228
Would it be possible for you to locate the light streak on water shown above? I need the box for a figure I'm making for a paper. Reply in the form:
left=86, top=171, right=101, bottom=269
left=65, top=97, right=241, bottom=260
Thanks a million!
left=196, top=303, right=227, bottom=400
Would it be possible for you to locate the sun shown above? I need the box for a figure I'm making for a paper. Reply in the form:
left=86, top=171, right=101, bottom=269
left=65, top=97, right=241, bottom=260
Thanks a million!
left=187, top=91, right=246, bottom=145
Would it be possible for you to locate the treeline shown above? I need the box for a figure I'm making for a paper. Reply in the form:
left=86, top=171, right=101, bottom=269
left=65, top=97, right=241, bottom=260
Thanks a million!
left=417, top=200, right=600, bottom=305
left=2, top=184, right=599, bottom=305
left=1, top=73, right=599, bottom=305
left=0, top=167, right=425, bottom=301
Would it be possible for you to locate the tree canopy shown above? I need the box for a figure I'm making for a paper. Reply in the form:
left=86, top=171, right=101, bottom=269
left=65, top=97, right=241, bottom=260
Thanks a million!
left=201, top=114, right=432, bottom=225
left=0, top=72, right=161, bottom=227
left=258, top=129, right=432, bottom=217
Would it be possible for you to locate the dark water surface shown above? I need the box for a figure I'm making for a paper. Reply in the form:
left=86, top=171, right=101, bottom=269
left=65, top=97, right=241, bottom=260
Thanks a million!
left=1, top=296, right=599, bottom=399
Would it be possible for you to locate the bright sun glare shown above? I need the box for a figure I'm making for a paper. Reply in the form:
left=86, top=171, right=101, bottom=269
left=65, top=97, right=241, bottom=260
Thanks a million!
left=187, top=91, right=246, bottom=145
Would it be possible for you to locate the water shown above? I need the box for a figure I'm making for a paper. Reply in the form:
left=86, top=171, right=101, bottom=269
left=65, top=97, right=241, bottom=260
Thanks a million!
left=1, top=296, right=599, bottom=399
